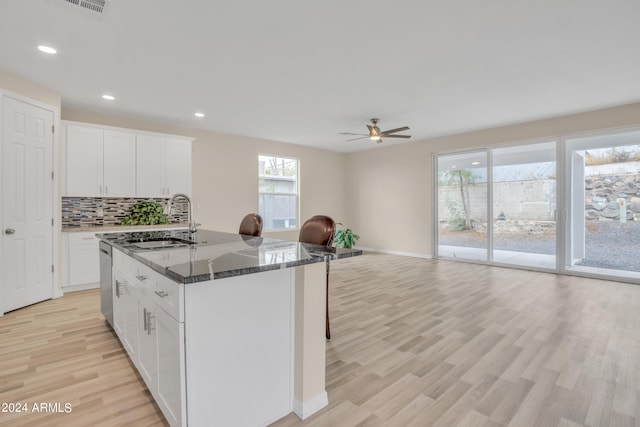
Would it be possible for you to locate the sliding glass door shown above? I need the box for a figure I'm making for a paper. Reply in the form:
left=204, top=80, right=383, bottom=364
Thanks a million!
left=436, top=128, right=640, bottom=283
left=565, top=129, right=640, bottom=280
left=491, top=142, right=556, bottom=269
left=436, top=151, right=488, bottom=261
left=436, top=142, right=557, bottom=270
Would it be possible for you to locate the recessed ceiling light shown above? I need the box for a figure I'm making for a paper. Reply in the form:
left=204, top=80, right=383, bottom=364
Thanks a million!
left=194, top=112, right=205, bottom=118
left=102, top=94, right=115, bottom=101
left=471, top=161, right=480, bottom=165
left=451, top=165, right=457, bottom=169
left=37, top=45, right=57, bottom=54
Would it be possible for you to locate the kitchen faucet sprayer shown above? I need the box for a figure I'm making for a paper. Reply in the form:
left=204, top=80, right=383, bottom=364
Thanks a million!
left=165, top=193, right=197, bottom=234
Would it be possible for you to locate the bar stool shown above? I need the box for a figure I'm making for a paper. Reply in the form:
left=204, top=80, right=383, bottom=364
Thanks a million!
left=239, top=213, right=263, bottom=237
left=298, top=215, right=336, bottom=339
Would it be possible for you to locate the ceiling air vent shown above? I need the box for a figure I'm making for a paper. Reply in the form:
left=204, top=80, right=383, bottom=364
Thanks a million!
left=61, top=0, right=107, bottom=14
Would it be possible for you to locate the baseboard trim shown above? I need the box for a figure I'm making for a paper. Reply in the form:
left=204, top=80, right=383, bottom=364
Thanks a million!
left=357, top=246, right=432, bottom=259
left=63, top=282, right=100, bottom=294
left=292, top=391, right=328, bottom=420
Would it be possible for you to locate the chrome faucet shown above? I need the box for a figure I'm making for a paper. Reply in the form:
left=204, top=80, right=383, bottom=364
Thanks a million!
left=165, top=193, right=197, bottom=234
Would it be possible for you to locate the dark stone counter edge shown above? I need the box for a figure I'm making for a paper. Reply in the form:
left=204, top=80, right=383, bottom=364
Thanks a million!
left=98, top=232, right=363, bottom=285
left=202, top=249, right=363, bottom=283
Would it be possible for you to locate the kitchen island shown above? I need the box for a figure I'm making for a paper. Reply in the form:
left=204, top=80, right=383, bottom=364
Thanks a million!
left=97, top=229, right=361, bottom=427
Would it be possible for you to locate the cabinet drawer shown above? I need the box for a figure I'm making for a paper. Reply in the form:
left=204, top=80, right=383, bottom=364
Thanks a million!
left=113, top=250, right=154, bottom=293
left=113, top=249, right=183, bottom=322
left=113, top=249, right=141, bottom=279
left=152, top=274, right=183, bottom=322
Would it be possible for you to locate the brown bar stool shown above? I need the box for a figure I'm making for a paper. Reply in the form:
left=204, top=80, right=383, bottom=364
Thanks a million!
left=298, top=215, right=336, bottom=339
left=239, top=213, right=263, bottom=237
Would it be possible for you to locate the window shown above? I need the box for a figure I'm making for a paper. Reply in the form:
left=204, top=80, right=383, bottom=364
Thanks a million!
left=259, top=155, right=298, bottom=231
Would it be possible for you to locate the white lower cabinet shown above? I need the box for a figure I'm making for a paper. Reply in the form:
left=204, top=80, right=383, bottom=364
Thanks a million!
left=112, top=268, right=139, bottom=359
left=111, top=248, right=293, bottom=427
left=112, top=270, right=126, bottom=337
left=61, top=226, right=187, bottom=293
left=112, top=249, right=185, bottom=427
left=62, top=232, right=100, bottom=291
left=155, top=305, right=185, bottom=426
left=138, top=294, right=158, bottom=390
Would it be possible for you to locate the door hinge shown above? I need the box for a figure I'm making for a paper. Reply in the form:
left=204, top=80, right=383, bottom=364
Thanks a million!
left=52, top=125, right=55, bottom=133
left=51, top=171, right=54, bottom=180
left=51, top=265, right=54, bottom=273
left=51, top=218, right=54, bottom=226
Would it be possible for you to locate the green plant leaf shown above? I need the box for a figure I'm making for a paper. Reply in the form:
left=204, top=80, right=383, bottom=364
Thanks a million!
left=121, top=201, right=169, bottom=226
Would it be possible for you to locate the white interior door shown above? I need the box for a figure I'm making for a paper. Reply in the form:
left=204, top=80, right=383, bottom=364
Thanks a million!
left=2, top=95, right=54, bottom=313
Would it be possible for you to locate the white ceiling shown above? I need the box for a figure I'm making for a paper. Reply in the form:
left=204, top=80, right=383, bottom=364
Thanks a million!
left=1, top=0, right=639, bottom=153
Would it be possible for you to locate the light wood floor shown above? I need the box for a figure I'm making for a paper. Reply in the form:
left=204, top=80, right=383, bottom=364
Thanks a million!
left=0, top=288, right=167, bottom=426
left=2, top=253, right=640, bottom=426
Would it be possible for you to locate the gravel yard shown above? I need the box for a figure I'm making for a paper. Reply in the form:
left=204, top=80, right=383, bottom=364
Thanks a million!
left=439, top=220, right=640, bottom=272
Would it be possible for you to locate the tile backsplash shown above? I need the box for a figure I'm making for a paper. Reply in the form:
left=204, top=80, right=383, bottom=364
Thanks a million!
left=61, top=197, right=189, bottom=228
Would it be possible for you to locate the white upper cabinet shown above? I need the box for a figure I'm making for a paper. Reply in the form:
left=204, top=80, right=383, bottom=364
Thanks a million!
left=164, top=138, right=192, bottom=196
left=64, top=124, right=136, bottom=197
left=136, top=135, right=165, bottom=197
left=103, top=130, right=136, bottom=196
left=63, top=121, right=192, bottom=198
left=136, top=135, right=192, bottom=198
left=65, top=125, right=103, bottom=196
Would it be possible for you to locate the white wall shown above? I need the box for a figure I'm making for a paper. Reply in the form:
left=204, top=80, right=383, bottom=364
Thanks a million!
left=0, top=70, right=61, bottom=109
left=347, top=102, right=640, bottom=256
left=61, top=109, right=349, bottom=241
left=5, top=67, right=640, bottom=259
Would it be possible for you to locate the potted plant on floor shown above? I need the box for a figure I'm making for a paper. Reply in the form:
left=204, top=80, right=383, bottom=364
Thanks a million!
left=334, top=223, right=360, bottom=249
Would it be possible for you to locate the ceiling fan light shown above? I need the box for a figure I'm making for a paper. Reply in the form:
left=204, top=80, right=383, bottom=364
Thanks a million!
left=370, top=135, right=381, bottom=141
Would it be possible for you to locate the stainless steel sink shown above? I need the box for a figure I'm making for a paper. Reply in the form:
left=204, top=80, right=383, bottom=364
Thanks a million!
left=127, top=237, right=197, bottom=249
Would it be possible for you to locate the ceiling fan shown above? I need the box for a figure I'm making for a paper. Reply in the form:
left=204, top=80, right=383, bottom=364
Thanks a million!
left=339, top=118, right=411, bottom=143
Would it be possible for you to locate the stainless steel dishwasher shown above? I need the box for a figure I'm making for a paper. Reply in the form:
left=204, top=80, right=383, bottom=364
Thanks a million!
left=99, top=241, right=113, bottom=327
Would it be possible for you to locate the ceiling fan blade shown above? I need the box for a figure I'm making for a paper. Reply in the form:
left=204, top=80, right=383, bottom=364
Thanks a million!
left=384, top=134, right=412, bottom=138
left=339, top=132, right=367, bottom=136
left=347, top=136, right=370, bottom=141
left=380, top=126, right=410, bottom=136
left=366, top=124, right=380, bottom=136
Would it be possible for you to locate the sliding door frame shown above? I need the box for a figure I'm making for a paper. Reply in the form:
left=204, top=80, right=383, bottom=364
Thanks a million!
left=434, top=126, right=640, bottom=285
left=433, top=137, right=562, bottom=274
left=433, top=148, right=491, bottom=264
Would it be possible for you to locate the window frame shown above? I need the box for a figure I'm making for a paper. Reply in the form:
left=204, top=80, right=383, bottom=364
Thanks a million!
left=258, top=154, right=300, bottom=232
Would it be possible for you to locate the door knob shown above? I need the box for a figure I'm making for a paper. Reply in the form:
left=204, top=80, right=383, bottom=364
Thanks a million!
left=5, top=228, right=15, bottom=235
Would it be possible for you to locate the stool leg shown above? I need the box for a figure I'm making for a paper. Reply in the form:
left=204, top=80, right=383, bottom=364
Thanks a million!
left=325, top=260, right=331, bottom=339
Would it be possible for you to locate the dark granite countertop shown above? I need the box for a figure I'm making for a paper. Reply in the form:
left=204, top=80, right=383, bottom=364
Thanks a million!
left=96, top=229, right=362, bottom=284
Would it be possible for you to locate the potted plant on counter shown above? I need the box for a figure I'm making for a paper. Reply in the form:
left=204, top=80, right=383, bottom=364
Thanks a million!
left=121, top=201, right=169, bottom=225
left=334, top=223, right=360, bottom=249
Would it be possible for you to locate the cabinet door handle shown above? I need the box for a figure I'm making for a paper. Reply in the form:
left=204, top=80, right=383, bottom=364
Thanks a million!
left=99, top=185, right=102, bottom=195
left=4, top=228, right=15, bottom=235
left=146, top=311, right=154, bottom=336
left=115, top=280, right=121, bottom=298
left=143, top=307, right=148, bottom=331
left=154, top=290, right=169, bottom=298
left=136, top=275, right=148, bottom=281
